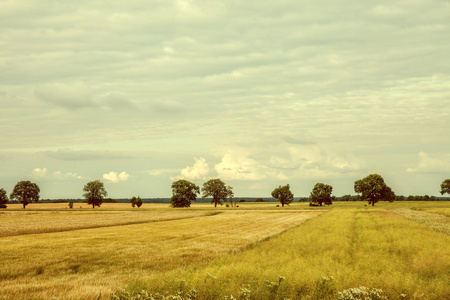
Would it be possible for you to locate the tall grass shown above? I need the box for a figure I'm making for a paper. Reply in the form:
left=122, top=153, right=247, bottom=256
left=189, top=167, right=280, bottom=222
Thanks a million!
left=119, top=207, right=450, bottom=299
left=0, top=210, right=320, bottom=299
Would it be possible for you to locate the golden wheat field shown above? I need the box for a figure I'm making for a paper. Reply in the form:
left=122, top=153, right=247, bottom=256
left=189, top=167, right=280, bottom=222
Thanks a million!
left=0, top=201, right=449, bottom=299
left=0, top=203, right=322, bottom=299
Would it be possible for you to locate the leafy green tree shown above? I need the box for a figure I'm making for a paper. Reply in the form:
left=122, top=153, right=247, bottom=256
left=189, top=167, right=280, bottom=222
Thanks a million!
left=201, top=179, right=233, bottom=207
left=10, top=181, right=40, bottom=209
left=310, top=183, right=334, bottom=206
left=0, top=188, right=8, bottom=208
left=171, top=179, right=200, bottom=207
left=83, top=180, right=107, bottom=208
left=130, top=196, right=137, bottom=208
left=135, top=196, right=143, bottom=208
left=354, top=174, right=395, bottom=206
left=440, top=179, right=450, bottom=196
left=271, top=184, right=294, bottom=207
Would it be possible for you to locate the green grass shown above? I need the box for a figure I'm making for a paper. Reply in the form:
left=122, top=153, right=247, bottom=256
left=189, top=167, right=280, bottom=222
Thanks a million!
left=0, top=202, right=448, bottom=299
left=115, top=204, right=450, bottom=300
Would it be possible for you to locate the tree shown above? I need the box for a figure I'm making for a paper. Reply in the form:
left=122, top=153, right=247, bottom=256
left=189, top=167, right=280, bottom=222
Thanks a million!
left=130, top=196, right=136, bottom=208
left=10, top=181, right=40, bottom=209
left=310, top=183, right=334, bottom=206
left=135, top=196, right=143, bottom=208
left=83, top=180, right=107, bottom=208
left=354, top=174, right=395, bottom=206
left=0, top=188, right=8, bottom=208
left=171, top=179, right=200, bottom=208
left=201, top=179, right=233, bottom=207
left=440, top=179, right=450, bottom=196
left=271, top=184, right=294, bottom=207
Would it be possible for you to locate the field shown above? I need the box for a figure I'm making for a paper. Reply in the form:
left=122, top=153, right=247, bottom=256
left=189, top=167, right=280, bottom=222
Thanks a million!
left=0, top=202, right=449, bottom=299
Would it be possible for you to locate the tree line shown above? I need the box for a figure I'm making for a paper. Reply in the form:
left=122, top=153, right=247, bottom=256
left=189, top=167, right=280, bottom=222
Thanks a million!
left=1, top=177, right=450, bottom=209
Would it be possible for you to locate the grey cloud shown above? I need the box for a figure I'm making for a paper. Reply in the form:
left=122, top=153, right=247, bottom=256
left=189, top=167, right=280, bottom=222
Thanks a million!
left=99, top=92, right=137, bottom=111
left=34, top=82, right=93, bottom=109
left=1, top=0, right=449, bottom=197
left=284, top=136, right=314, bottom=145
left=42, top=149, right=134, bottom=161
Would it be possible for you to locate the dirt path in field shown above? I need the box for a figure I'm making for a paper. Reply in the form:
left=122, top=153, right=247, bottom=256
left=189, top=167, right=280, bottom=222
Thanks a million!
left=391, top=208, right=449, bottom=234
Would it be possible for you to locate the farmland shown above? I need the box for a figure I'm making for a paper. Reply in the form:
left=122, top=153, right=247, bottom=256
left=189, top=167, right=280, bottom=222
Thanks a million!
left=0, top=202, right=449, bottom=299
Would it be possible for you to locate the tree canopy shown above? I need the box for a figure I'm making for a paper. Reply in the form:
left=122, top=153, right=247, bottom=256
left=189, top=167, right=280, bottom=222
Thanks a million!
left=440, top=179, right=450, bottom=196
left=0, top=188, right=8, bottom=209
left=130, top=196, right=143, bottom=208
left=271, top=184, right=294, bottom=207
left=201, top=179, right=233, bottom=207
left=171, top=179, right=200, bottom=208
left=10, top=181, right=40, bottom=209
left=354, top=174, right=395, bottom=206
left=83, top=180, right=107, bottom=208
left=310, top=183, right=334, bottom=206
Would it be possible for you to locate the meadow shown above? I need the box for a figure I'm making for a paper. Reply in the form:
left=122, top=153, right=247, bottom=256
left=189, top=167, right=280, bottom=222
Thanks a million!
left=0, top=201, right=448, bottom=299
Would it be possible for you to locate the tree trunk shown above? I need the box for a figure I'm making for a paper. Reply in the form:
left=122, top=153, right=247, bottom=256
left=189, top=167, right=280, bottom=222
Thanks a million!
left=372, top=201, right=375, bottom=206
left=92, top=203, right=95, bottom=208
left=23, top=203, right=26, bottom=209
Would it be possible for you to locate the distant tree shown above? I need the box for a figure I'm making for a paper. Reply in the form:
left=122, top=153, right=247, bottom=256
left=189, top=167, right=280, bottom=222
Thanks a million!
left=135, top=196, right=143, bottom=208
left=255, top=198, right=265, bottom=202
left=171, top=179, right=200, bottom=208
left=440, top=179, right=450, bottom=196
left=68, top=201, right=74, bottom=209
left=83, top=180, right=107, bottom=208
left=103, top=198, right=118, bottom=203
left=0, top=188, right=8, bottom=208
left=271, top=184, right=294, bottom=207
left=310, top=183, right=334, bottom=206
left=354, top=174, right=395, bottom=206
left=130, top=196, right=137, bottom=208
left=396, top=195, right=406, bottom=201
left=10, top=181, right=40, bottom=209
left=201, top=179, right=233, bottom=207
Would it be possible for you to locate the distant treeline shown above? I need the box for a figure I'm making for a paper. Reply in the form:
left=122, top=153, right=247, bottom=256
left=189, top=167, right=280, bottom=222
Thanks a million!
left=25, top=195, right=450, bottom=204
left=332, top=195, right=448, bottom=202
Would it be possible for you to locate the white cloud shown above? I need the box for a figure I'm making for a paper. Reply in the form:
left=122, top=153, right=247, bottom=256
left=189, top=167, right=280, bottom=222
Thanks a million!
left=103, top=171, right=130, bottom=183
left=277, top=145, right=365, bottom=179
left=174, top=157, right=209, bottom=181
left=215, top=151, right=266, bottom=181
left=407, top=152, right=450, bottom=173
left=31, top=167, right=47, bottom=179
left=147, top=170, right=162, bottom=176
left=53, top=171, right=83, bottom=179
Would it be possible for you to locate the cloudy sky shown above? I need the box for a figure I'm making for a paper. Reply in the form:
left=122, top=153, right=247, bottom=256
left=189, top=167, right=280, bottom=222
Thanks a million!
left=1, top=0, right=449, bottom=199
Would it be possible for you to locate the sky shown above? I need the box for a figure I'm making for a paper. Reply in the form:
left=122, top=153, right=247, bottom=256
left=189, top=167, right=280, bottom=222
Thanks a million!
left=1, top=0, right=449, bottom=199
